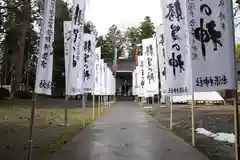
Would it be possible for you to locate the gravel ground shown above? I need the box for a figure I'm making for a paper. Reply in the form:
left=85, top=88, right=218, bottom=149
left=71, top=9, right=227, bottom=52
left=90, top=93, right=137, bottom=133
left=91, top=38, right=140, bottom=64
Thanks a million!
left=0, top=98, right=101, bottom=160
left=145, top=104, right=235, bottom=160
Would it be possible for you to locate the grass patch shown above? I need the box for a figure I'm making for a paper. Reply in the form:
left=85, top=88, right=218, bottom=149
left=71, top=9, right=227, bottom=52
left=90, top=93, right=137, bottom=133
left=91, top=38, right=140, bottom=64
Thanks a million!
left=0, top=100, right=101, bottom=160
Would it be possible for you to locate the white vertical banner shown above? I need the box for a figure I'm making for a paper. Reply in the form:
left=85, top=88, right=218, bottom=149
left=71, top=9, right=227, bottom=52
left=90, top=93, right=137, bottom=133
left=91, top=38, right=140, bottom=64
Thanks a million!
left=100, top=60, right=105, bottom=95
left=67, top=0, right=86, bottom=96
left=109, top=70, right=112, bottom=95
left=35, top=0, right=56, bottom=95
left=95, top=47, right=101, bottom=61
left=63, top=21, right=71, bottom=95
left=105, top=68, right=109, bottom=95
left=142, top=38, right=159, bottom=96
left=106, top=68, right=111, bottom=95
left=103, top=63, right=107, bottom=95
left=111, top=74, right=114, bottom=95
left=187, top=0, right=236, bottom=91
left=156, top=25, right=167, bottom=95
left=109, top=73, right=112, bottom=95
left=161, top=0, right=192, bottom=96
left=83, top=33, right=96, bottom=93
left=137, top=56, right=145, bottom=97
left=93, top=47, right=101, bottom=95
left=135, top=67, right=140, bottom=96
left=113, top=75, right=116, bottom=96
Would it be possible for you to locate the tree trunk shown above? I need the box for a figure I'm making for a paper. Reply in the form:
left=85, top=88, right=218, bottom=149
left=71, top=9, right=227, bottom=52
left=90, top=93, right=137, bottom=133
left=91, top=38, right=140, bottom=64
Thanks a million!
left=3, top=62, right=7, bottom=85
left=11, top=0, right=30, bottom=95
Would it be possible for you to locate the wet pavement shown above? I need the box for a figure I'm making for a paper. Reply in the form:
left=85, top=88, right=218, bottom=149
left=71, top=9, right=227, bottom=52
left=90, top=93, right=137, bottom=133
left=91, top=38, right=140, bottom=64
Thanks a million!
left=51, top=102, right=209, bottom=160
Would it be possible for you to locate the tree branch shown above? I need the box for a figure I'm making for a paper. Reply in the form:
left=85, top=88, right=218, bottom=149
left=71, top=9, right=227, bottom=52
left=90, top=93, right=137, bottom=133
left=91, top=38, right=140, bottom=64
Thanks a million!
left=0, top=1, right=27, bottom=10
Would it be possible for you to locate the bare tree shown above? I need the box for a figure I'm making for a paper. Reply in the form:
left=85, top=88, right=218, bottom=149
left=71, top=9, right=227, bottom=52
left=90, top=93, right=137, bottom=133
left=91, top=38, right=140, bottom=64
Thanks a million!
left=11, top=0, right=31, bottom=95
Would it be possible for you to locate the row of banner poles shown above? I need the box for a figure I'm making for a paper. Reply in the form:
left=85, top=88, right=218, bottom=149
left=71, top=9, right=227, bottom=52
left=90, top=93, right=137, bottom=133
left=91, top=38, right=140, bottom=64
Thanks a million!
left=26, top=1, right=240, bottom=160
left=26, top=0, right=56, bottom=159
left=26, top=0, right=117, bottom=159
left=133, top=2, right=240, bottom=160
left=166, top=93, right=195, bottom=146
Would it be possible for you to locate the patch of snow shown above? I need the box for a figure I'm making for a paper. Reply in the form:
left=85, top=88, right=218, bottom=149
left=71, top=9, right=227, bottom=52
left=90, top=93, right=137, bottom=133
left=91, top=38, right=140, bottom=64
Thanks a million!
left=143, top=106, right=152, bottom=109
left=159, top=105, right=166, bottom=108
left=196, top=128, right=235, bottom=144
left=214, top=133, right=235, bottom=143
left=196, top=128, right=216, bottom=137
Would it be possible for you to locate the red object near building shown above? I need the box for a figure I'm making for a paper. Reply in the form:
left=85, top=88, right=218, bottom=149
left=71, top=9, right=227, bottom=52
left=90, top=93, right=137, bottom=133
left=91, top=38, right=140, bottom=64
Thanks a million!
left=135, top=44, right=142, bottom=66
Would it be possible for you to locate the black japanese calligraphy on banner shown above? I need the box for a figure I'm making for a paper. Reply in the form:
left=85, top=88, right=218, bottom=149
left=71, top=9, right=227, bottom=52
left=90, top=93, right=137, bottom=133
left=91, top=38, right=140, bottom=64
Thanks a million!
left=140, top=67, right=145, bottom=88
left=74, top=4, right=82, bottom=25
left=165, top=0, right=183, bottom=22
left=168, top=86, right=188, bottom=94
left=73, top=28, right=79, bottom=43
left=162, top=0, right=192, bottom=95
left=64, top=21, right=71, bottom=95
left=139, top=59, right=145, bottom=88
left=67, top=30, right=71, bottom=41
left=88, top=40, right=91, bottom=53
left=168, top=24, right=184, bottom=78
left=196, top=75, right=228, bottom=87
left=147, top=72, right=155, bottom=84
left=93, top=47, right=102, bottom=95
left=162, top=47, right=166, bottom=80
left=188, top=0, right=198, bottom=60
left=84, top=69, right=90, bottom=80
left=170, top=24, right=181, bottom=42
left=83, top=33, right=96, bottom=93
left=146, top=45, right=153, bottom=56
left=84, top=40, right=91, bottom=81
left=35, top=0, right=56, bottom=95
left=187, top=0, right=235, bottom=92
left=84, top=53, right=89, bottom=63
left=145, top=44, right=155, bottom=84
left=39, top=80, right=54, bottom=90
left=218, top=0, right=226, bottom=32
left=95, top=63, right=100, bottom=84
left=194, top=3, right=223, bottom=61
left=159, top=34, right=164, bottom=46
left=143, top=38, right=158, bottom=95
left=72, top=55, right=77, bottom=67
left=147, top=57, right=152, bottom=67
left=188, top=0, right=195, bottom=17
left=64, top=25, right=71, bottom=56
left=156, top=25, right=167, bottom=84
left=40, top=0, right=55, bottom=70
left=136, top=58, right=145, bottom=96
left=162, top=67, right=166, bottom=79
left=168, top=52, right=184, bottom=77
left=140, top=79, right=145, bottom=88
left=66, top=0, right=86, bottom=95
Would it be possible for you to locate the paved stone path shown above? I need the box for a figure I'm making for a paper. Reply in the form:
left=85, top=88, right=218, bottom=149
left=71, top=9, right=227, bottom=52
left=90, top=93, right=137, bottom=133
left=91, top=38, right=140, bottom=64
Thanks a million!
left=51, top=102, right=209, bottom=160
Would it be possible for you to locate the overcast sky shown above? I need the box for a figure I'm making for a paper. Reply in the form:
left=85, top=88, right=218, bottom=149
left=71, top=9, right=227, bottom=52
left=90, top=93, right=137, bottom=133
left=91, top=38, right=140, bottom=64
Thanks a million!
left=65, top=0, right=240, bottom=41
left=85, top=0, right=163, bottom=35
